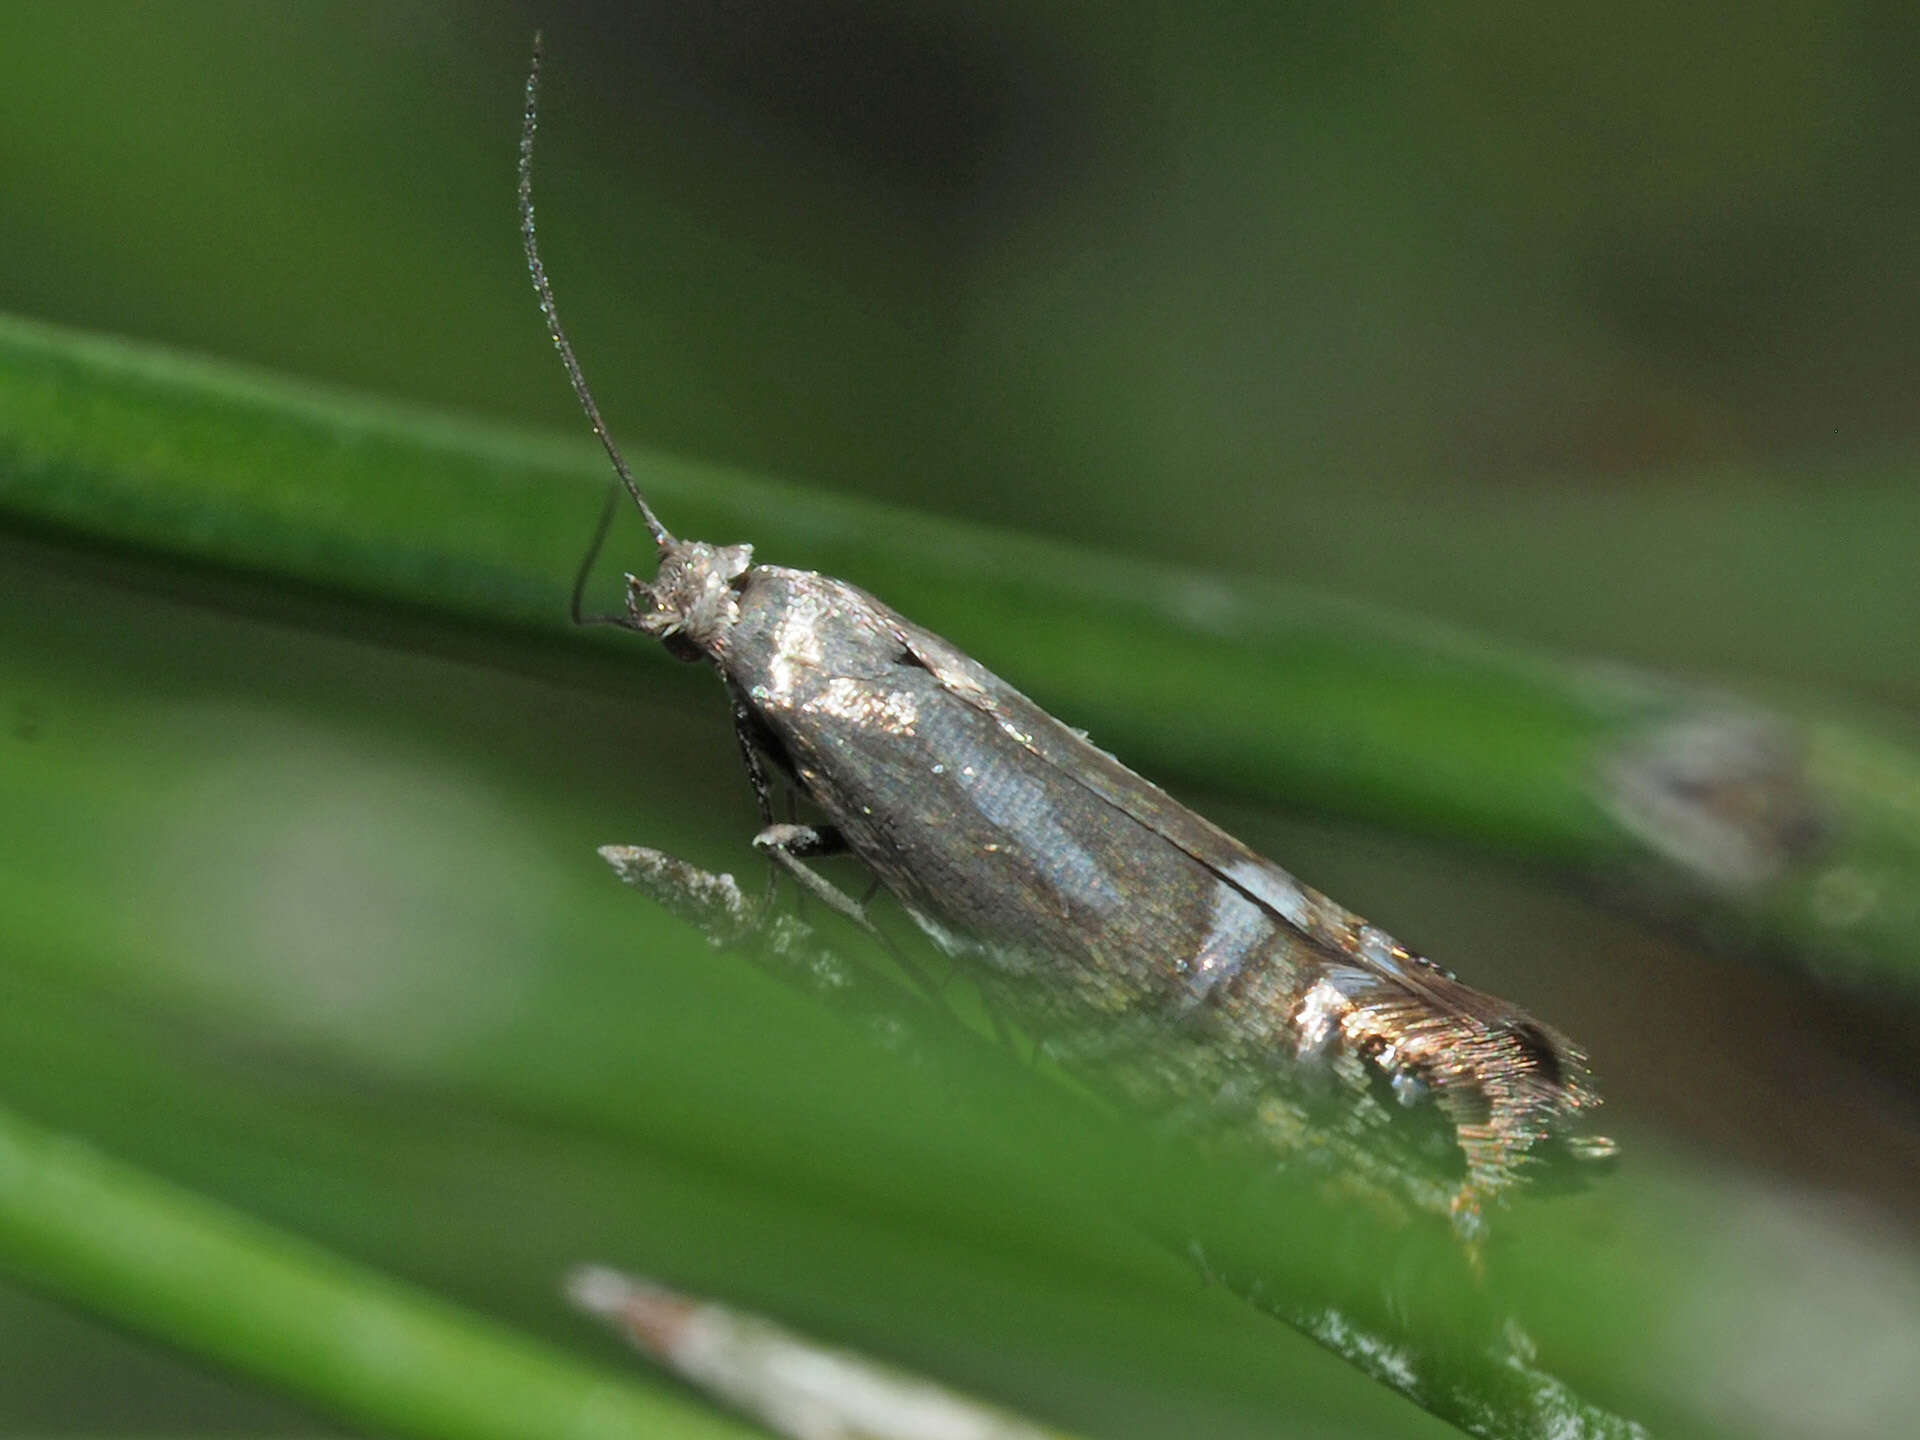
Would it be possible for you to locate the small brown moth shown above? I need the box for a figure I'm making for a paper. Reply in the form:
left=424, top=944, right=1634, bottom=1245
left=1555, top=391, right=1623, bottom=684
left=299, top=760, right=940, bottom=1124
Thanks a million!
left=519, top=38, right=1613, bottom=1237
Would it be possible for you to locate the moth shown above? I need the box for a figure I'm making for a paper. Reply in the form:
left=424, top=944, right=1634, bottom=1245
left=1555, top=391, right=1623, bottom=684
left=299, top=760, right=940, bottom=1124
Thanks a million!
left=517, top=42, right=1612, bottom=1235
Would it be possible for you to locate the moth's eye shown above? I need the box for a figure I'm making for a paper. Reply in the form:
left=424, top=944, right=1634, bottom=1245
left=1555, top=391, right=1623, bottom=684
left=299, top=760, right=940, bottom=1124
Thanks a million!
left=662, top=632, right=704, bottom=663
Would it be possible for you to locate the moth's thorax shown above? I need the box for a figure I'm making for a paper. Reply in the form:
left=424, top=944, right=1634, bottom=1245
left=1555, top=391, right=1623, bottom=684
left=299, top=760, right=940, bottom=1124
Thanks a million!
left=723, top=567, right=901, bottom=709
left=631, top=539, right=753, bottom=657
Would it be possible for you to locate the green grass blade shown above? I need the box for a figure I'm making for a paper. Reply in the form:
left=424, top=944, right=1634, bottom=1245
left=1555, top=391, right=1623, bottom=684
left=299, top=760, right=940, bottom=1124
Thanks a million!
left=2, top=308, right=1916, bottom=994
left=0, top=1104, right=760, bottom=1440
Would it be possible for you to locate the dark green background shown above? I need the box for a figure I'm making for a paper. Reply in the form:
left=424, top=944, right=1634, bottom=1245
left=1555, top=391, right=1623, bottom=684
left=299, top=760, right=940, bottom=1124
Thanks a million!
left=7, top=2, right=1920, bottom=700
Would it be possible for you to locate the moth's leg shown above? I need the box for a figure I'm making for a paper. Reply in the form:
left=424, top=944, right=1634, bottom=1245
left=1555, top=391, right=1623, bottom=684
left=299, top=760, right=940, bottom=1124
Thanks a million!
left=723, top=694, right=936, bottom=999
left=729, top=696, right=778, bottom=827
left=756, top=821, right=849, bottom=859
left=752, top=823, right=871, bottom=931
left=727, top=695, right=785, bottom=915
left=752, top=822, right=946, bottom=1003
left=727, top=698, right=864, bottom=932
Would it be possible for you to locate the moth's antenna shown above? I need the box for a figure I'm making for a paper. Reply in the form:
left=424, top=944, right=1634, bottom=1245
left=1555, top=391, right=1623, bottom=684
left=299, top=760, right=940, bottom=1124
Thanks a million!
left=519, top=32, right=675, bottom=583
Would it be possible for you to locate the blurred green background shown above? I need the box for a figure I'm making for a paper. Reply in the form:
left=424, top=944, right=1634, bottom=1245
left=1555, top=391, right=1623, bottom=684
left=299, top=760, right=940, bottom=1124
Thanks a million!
left=2, top=3, right=1918, bottom=1437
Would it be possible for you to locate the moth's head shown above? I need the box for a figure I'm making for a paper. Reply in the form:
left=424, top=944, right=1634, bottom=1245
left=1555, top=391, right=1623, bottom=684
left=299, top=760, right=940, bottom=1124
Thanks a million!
left=628, top=540, right=754, bottom=661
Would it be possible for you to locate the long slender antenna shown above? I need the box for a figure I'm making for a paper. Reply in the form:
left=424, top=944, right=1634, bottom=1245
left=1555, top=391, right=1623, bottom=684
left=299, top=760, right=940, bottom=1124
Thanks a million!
left=519, top=34, right=674, bottom=559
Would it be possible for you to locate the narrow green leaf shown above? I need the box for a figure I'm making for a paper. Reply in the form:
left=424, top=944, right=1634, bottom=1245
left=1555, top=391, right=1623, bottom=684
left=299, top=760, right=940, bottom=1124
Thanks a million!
left=2, top=309, right=1916, bottom=993
left=0, top=1105, right=761, bottom=1440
